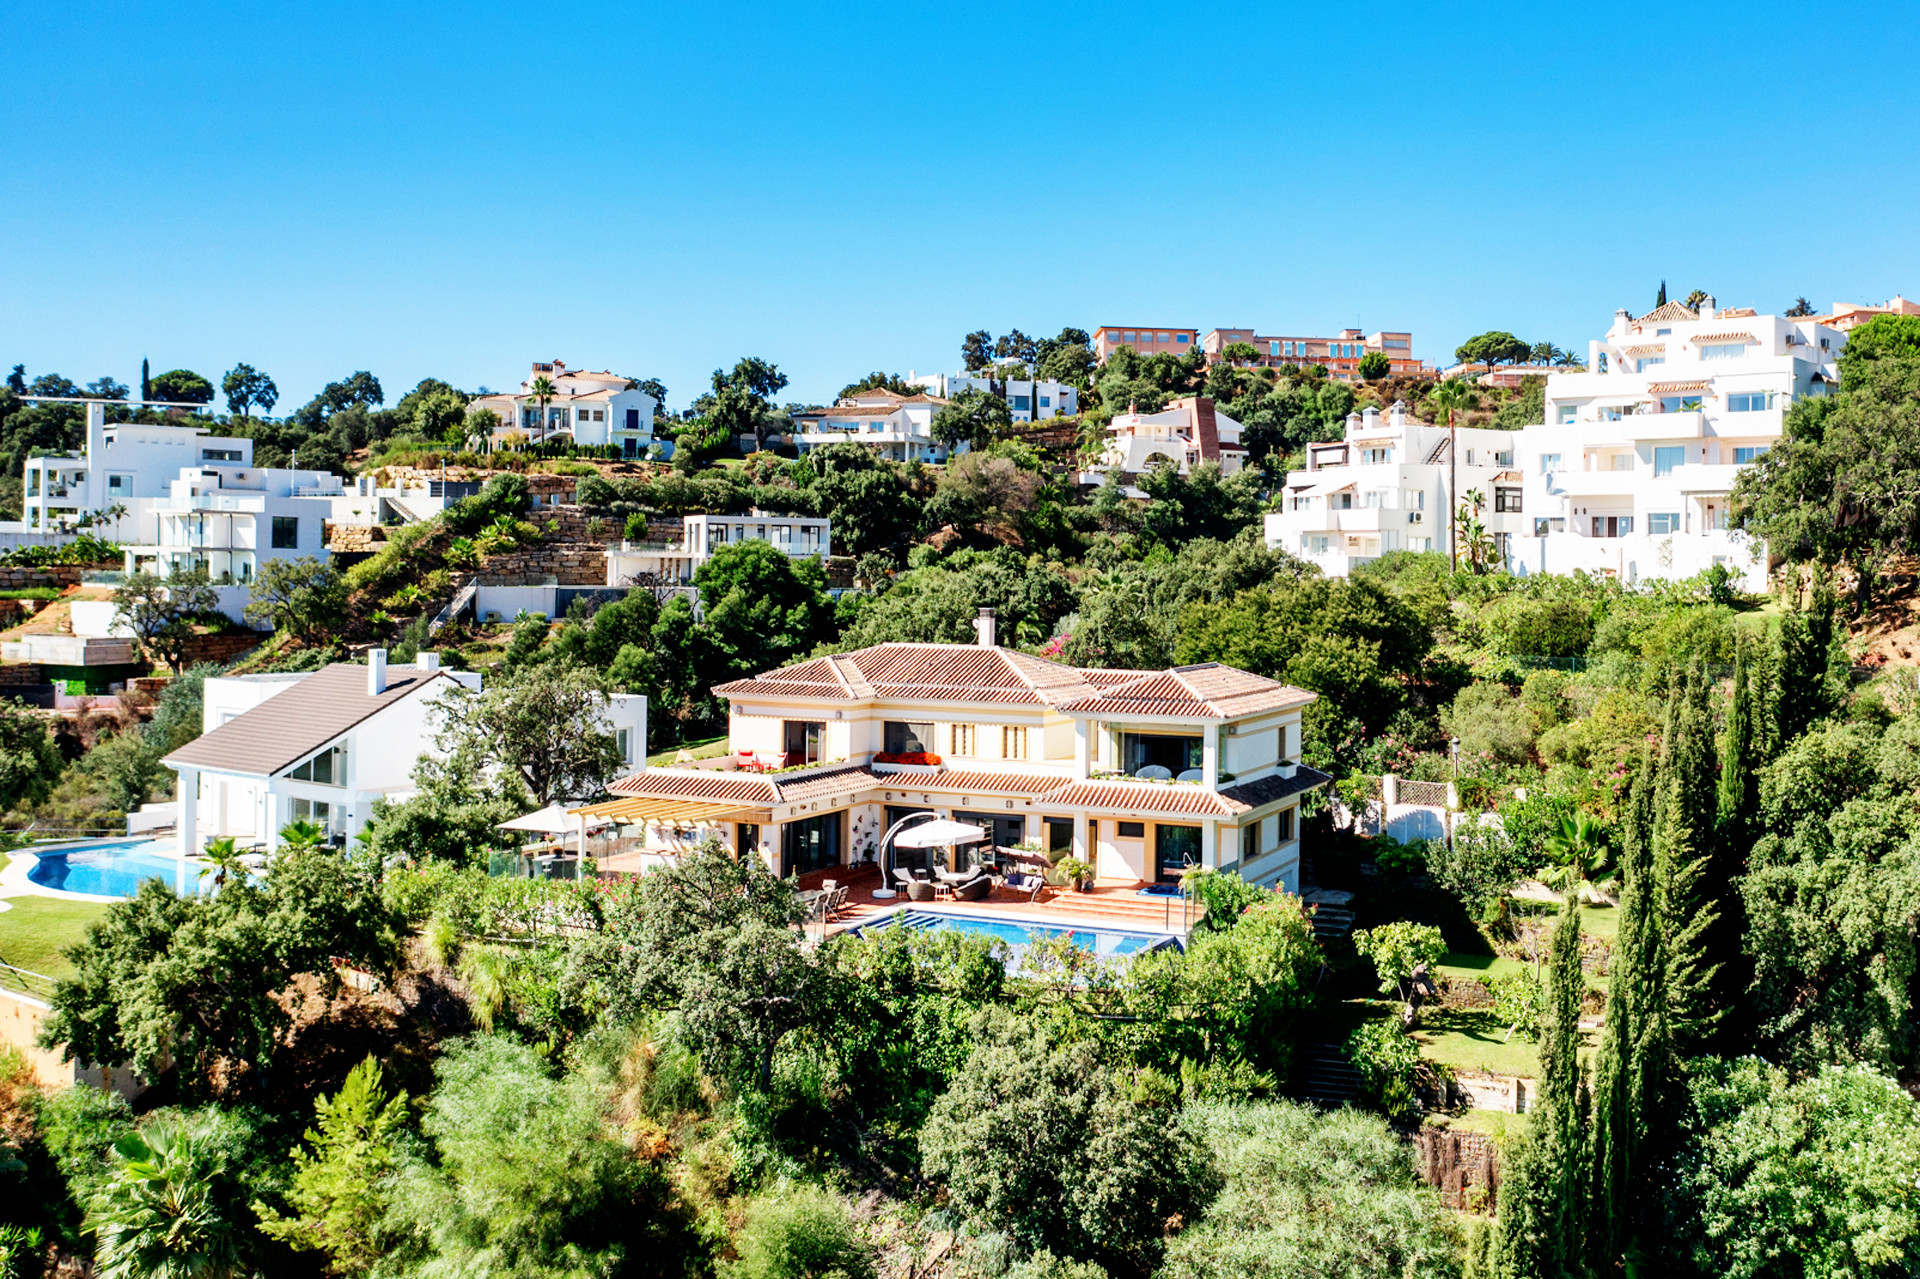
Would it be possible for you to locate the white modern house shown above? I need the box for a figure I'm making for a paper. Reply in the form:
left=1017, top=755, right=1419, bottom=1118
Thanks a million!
left=164, top=650, right=646, bottom=853
left=122, top=465, right=348, bottom=615
left=1507, top=298, right=1844, bottom=590
left=605, top=511, right=832, bottom=589
left=1084, top=395, right=1248, bottom=484
left=20, top=401, right=253, bottom=539
left=467, top=360, right=660, bottom=456
left=791, top=388, right=949, bottom=462
left=906, top=369, right=1080, bottom=422
left=1264, top=401, right=1526, bottom=574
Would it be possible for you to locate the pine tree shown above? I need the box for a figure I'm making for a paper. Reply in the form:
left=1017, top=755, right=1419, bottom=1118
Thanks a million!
left=1653, top=661, right=1723, bottom=1055
left=1491, top=893, right=1586, bottom=1279
left=1589, top=751, right=1676, bottom=1264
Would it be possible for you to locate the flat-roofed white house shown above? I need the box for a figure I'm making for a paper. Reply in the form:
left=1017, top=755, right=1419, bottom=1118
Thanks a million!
left=164, top=650, right=646, bottom=854
left=605, top=511, right=832, bottom=588
left=791, top=388, right=949, bottom=462
left=1085, top=395, right=1248, bottom=483
left=905, top=370, right=1079, bottom=422
left=467, top=359, right=660, bottom=457
left=575, top=614, right=1329, bottom=894
left=1264, top=401, right=1527, bottom=575
left=1508, top=298, right=1845, bottom=591
left=21, top=401, right=254, bottom=538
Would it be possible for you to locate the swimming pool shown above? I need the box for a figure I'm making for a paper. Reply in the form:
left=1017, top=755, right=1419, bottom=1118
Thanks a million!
left=850, top=908, right=1181, bottom=958
left=27, top=840, right=206, bottom=899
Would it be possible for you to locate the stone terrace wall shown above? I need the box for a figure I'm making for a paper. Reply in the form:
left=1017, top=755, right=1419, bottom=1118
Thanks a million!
left=478, top=545, right=607, bottom=586
left=1413, top=1126, right=1499, bottom=1212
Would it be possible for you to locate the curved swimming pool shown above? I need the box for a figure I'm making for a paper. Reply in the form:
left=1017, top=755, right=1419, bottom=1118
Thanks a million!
left=27, top=840, right=205, bottom=898
left=850, top=908, right=1181, bottom=958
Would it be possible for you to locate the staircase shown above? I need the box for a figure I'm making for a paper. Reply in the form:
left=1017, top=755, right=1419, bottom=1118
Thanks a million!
left=1309, top=902, right=1356, bottom=941
left=1298, top=1040, right=1362, bottom=1107
left=428, top=578, right=479, bottom=637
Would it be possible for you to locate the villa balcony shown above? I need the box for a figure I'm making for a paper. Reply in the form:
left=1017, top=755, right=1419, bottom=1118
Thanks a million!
left=1669, top=462, right=1745, bottom=494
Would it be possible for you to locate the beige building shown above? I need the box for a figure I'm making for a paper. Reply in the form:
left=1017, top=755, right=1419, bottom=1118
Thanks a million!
left=1092, top=325, right=1200, bottom=362
left=579, top=619, right=1328, bottom=893
left=1204, top=327, right=1426, bottom=380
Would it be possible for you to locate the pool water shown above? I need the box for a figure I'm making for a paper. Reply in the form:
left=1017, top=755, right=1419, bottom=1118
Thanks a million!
left=854, top=908, right=1180, bottom=958
left=27, top=840, right=207, bottom=898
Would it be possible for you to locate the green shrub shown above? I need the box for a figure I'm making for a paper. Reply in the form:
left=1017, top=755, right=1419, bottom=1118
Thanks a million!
left=1184, top=869, right=1267, bottom=933
left=1345, top=1020, right=1423, bottom=1119
left=723, top=1182, right=873, bottom=1279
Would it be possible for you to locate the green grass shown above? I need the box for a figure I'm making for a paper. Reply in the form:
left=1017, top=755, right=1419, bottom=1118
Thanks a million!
left=1416, top=1008, right=1544, bottom=1078
left=0, top=895, right=109, bottom=988
left=1579, top=903, right=1619, bottom=945
left=648, top=735, right=730, bottom=767
left=1435, top=951, right=1530, bottom=984
left=1427, top=1108, right=1530, bottom=1142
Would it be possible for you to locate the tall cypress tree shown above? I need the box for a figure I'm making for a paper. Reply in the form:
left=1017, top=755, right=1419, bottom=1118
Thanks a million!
left=1773, top=595, right=1839, bottom=749
left=1715, top=636, right=1760, bottom=842
left=140, top=357, right=150, bottom=404
left=1490, top=893, right=1587, bottom=1279
left=1653, top=661, right=1723, bottom=1055
left=1589, top=751, right=1675, bottom=1264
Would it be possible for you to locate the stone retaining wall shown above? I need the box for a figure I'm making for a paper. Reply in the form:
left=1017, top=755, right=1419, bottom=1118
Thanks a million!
left=1413, top=1126, right=1499, bottom=1212
left=478, top=543, right=607, bottom=586
left=325, top=522, right=386, bottom=553
left=0, top=664, right=44, bottom=686
left=0, top=565, right=89, bottom=589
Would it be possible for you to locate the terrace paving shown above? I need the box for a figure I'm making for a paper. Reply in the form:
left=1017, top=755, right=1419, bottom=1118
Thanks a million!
left=796, top=864, right=1203, bottom=937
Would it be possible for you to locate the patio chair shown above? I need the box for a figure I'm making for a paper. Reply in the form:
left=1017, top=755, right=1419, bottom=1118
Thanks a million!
left=891, top=865, right=929, bottom=892
left=952, top=873, right=992, bottom=902
left=824, top=885, right=849, bottom=920
left=904, top=878, right=937, bottom=902
left=1001, top=867, right=1048, bottom=902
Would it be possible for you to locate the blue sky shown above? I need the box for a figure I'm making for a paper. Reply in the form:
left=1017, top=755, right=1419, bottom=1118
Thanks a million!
left=4, top=1, right=1917, bottom=412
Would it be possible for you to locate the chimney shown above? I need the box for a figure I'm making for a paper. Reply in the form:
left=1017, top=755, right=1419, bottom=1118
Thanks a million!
left=1699, top=294, right=1716, bottom=319
left=1389, top=399, right=1407, bottom=428
left=1361, top=406, right=1380, bottom=431
left=368, top=648, right=387, bottom=696
left=1345, top=410, right=1362, bottom=434
left=972, top=607, right=997, bottom=648
left=416, top=651, right=441, bottom=671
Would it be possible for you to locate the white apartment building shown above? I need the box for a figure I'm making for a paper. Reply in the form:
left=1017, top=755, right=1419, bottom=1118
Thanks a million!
left=604, top=511, right=832, bottom=589
left=791, top=388, right=949, bottom=462
left=1085, top=395, right=1248, bottom=483
left=164, top=650, right=645, bottom=853
left=1508, top=298, right=1844, bottom=591
left=21, top=401, right=253, bottom=539
left=906, top=369, right=1080, bottom=422
left=468, top=360, right=660, bottom=456
left=1264, top=401, right=1525, bottom=575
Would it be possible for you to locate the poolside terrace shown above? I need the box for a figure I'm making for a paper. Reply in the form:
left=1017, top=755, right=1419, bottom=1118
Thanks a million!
left=793, top=864, right=1203, bottom=937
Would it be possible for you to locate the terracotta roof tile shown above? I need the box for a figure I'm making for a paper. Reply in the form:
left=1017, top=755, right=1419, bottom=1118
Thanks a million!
left=606, top=769, right=782, bottom=804
left=1058, top=664, right=1315, bottom=720
left=717, top=643, right=1105, bottom=707
left=1646, top=380, right=1710, bottom=395
left=1689, top=332, right=1756, bottom=345
left=1043, top=780, right=1238, bottom=816
left=1620, top=344, right=1667, bottom=357
left=1216, top=766, right=1333, bottom=812
left=772, top=766, right=881, bottom=802
left=1636, top=300, right=1701, bottom=325
left=886, top=768, right=1074, bottom=797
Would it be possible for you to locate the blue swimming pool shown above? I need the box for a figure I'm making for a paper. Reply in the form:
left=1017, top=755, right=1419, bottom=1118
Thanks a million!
left=27, top=841, right=206, bottom=898
left=852, top=908, right=1181, bottom=958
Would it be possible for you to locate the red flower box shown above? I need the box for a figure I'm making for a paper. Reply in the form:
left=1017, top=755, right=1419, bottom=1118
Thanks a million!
left=874, top=751, right=942, bottom=766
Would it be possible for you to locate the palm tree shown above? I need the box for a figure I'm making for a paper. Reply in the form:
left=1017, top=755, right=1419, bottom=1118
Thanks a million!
left=1426, top=378, right=1481, bottom=571
left=528, top=374, right=557, bottom=444
left=1456, top=488, right=1495, bottom=572
left=85, top=1116, right=246, bottom=1279
left=195, top=836, right=245, bottom=890
left=278, top=819, right=327, bottom=852
left=1542, top=811, right=1612, bottom=899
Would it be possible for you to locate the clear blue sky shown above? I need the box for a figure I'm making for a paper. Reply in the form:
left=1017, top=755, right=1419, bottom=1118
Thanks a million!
left=4, top=1, right=1916, bottom=412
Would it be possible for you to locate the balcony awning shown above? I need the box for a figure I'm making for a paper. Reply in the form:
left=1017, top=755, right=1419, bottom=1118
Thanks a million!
left=570, top=796, right=769, bottom=826
left=1646, top=380, right=1709, bottom=395
left=1301, top=478, right=1356, bottom=497
left=498, top=804, right=614, bottom=835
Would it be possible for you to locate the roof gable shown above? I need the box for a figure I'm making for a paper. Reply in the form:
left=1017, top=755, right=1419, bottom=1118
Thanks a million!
left=164, top=663, right=451, bottom=777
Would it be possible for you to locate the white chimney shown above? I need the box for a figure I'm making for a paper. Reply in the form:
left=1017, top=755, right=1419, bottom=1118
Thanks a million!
left=1362, top=406, right=1380, bottom=431
left=972, top=607, right=997, bottom=648
left=1389, top=399, right=1407, bottom=428
left=1699, top=294, right=1716, bottom=319
left=368, top=648, right=387, bottom=696
left=1345, top=410, right=1362, bottom=434
left=416, top=651, right=440, bottom=671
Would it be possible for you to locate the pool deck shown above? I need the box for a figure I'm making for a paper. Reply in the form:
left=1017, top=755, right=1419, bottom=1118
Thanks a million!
left=797, top=865, right=1202, bottom=938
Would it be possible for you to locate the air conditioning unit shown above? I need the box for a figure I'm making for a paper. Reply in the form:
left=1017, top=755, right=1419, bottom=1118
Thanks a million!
left=1407, top=511, right=1424, bottom=525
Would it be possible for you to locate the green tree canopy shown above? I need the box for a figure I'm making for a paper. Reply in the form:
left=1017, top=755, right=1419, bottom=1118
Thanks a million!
left=149, top=369, right=214, bottom=405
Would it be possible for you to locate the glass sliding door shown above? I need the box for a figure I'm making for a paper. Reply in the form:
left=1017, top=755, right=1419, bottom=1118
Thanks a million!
left=1155, top=824, right=1202, bottom=882
left=781, top=812, right=843, bottom=877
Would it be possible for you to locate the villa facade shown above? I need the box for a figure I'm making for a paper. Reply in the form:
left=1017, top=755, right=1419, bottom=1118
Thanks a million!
left=467, top=359, right=660, bottom=456
left=575, top=617, right=1329, bottom=894
left=790, top=387, right=950, bottom=462
left=1086, top=395, right=1248, bottom=482
left=21, top=401, right=254, bottom=539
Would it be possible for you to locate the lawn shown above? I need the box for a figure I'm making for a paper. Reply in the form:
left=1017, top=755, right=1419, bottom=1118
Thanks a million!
left=0, top=895, right=108, bottom=990
left=1415, top=1008, right=1544, bottom=1078
left=1435, top=950, right=1530, bottom=984
left=648, top=735, right=730, bottom=767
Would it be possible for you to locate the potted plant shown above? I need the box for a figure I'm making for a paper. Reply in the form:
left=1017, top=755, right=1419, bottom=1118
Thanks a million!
left=1057, top=857, right=1093, bottom=893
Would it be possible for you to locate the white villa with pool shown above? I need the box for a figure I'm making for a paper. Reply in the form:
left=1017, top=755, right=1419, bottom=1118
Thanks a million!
left=574, top=611, right=1329, bottom=894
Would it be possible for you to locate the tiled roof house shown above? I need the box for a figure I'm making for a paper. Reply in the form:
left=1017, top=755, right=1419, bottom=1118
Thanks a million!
left=582, top=615, right=1328, bottom=893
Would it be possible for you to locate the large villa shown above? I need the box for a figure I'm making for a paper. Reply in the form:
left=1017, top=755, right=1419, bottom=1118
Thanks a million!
left=577, top=612, right=1329, bottom=898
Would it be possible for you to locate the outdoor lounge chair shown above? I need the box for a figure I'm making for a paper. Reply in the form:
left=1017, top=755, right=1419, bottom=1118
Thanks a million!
left=905, top=878, right=937, bottom=902
left=824, top=885, right=849, bottom=920
left=952, top=873, right=992, bottom=902
left=1001, top=868, right=1047, bottom=902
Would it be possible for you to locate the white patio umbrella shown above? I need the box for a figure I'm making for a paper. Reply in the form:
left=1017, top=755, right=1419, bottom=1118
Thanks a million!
left=497, top=805, right=614, bottom=858
left=876, top=814, right=988, bottom=897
